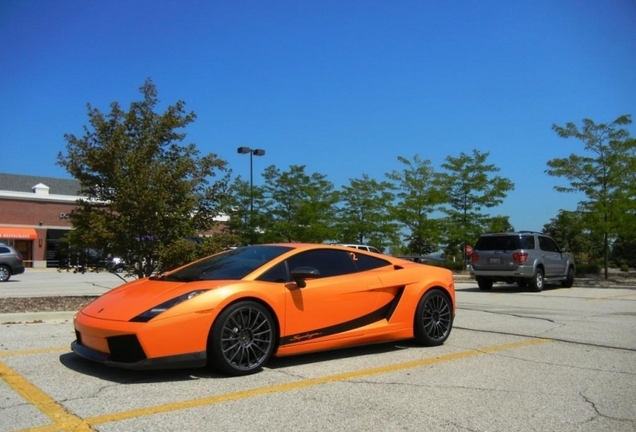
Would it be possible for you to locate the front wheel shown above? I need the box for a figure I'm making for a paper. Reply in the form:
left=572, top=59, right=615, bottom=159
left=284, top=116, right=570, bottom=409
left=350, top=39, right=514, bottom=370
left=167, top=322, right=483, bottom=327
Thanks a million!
left=562, top=267, right=574, bottom=288
left=414, top=289, right=453, bottom=346
left=208, top=301, right=276, bottom=376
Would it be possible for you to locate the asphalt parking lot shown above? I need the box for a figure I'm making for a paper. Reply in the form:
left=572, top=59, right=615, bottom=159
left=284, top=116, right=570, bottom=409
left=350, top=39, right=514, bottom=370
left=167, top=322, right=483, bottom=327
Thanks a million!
left=1, top=271, right=635, bottom=432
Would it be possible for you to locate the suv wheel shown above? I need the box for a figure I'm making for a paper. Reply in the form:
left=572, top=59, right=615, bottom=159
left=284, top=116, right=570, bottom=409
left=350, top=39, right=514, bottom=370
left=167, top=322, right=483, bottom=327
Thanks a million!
left=477, top=277, right=493, bottom=290
left=562, top=267, right=574, bottom=288
left=531, top=268, right=544, bottom=292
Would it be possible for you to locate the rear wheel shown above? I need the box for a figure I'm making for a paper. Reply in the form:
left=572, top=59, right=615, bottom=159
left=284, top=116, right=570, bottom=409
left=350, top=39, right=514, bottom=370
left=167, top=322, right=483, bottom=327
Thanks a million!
left=531, top=268, right=544, bottom=292
left=477, top=277, right=493, bottom=290
left=208, top=301, right=276, bottom=376
left=0, top=265, right=10, bottom=282
left=562, top=267, right=574, bottom=288
left=414, top=289, right=453, bottom=346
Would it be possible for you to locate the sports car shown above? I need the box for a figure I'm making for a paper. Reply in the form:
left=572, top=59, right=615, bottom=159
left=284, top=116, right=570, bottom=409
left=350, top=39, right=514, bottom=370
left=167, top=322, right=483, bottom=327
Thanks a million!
left=71, top=243, right=455, bottom=376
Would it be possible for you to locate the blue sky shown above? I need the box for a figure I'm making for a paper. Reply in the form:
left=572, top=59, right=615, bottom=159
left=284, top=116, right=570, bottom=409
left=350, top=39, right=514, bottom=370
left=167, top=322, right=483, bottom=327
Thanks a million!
left=2, top=0, right=635, bottom=232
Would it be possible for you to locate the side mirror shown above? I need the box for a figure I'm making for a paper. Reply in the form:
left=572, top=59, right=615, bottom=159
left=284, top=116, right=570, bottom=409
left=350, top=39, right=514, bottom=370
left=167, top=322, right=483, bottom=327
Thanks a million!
left=290, top=266, right=321, bottom=288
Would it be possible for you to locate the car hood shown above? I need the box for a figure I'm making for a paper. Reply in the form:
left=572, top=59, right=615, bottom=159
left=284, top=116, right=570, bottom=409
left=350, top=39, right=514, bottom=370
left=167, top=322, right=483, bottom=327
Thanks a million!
left=79, top=278, right=232, bottom=321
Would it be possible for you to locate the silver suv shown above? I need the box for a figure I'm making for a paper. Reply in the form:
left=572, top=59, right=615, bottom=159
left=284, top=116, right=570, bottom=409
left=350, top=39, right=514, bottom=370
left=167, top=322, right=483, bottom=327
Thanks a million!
left=0, top=244, right=25, bottom=282
left=469, top=231, right=575, bottom=292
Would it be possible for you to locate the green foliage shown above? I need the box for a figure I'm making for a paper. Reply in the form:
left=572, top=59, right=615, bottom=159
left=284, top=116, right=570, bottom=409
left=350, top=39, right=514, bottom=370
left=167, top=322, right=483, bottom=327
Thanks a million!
left=547, top=115, right=636, bottom=279
left=437, top=150, right=515, bottom=252
left=225, top=177, right=267, bottom=245
left=261, top=165, right=339, bottom=243
left=542, top=210, right=601, bottom=263
left=386, top=155, right=444, bottom=254
left=334, top=174, right=398, bottom=251
left=58, top=79, right=230, bottom=277
left=483, top=215, right=515, bottom=233
left=576, top=262, right=601, bottom=275
left=611, top=236, right=636, bottom=268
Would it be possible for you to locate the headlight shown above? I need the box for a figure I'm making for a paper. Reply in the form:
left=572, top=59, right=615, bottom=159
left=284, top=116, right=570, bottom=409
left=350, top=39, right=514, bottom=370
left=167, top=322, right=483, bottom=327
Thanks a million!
left=130, top=290, right=207, bottom=323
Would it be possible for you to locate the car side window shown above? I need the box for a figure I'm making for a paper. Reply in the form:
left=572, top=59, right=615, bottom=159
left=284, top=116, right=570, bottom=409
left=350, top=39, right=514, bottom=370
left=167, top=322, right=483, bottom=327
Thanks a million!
left=353, top=254, right=392, bottom=271
left=257, top=262, right=289, bottom=283
left=539, top=236, right=559, bottom=252
left=519, top=236, right=535, bottom=249
left=0, top=247, right=9, bottom=254
left=286, top=249, right=357, bottom=278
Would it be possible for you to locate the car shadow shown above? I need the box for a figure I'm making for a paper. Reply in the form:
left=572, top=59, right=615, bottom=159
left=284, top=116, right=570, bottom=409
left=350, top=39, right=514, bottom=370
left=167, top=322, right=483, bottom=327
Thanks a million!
left=266, top=340, right=413, bottom=370
left=59, top=340, right=416, bottom=382
left=462, top=284, right=563, bottom=294
left=58, top=352, right=225, bottom=383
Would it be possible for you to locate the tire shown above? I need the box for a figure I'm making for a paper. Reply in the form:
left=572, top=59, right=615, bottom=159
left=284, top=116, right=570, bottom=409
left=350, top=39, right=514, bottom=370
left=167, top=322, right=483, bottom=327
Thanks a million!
left=208, top=301, right=276, bottom=376
left=414, top=289, right=453, bottom=346
left=0, top=265, right=10, bottom=282
left=517, top=279, right=528, bottom=288
left=477, top=277, right=493, bottom=290
left=562, top=267, right=574, bottom=288
left=531, top=268, right=544, bottom=292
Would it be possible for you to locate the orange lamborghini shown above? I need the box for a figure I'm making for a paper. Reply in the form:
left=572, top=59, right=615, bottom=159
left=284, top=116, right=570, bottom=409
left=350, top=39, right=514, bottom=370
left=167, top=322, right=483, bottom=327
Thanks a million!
left=72, top=243, right=455, bottom=375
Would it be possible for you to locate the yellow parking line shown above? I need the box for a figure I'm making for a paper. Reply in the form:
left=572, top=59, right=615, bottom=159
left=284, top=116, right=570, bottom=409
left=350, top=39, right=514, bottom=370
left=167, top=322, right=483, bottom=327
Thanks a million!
left=0, top=361, right=93, bottom=432
left=87, top=339, right=550, bottom=427
left=8, top=338, right=550, bottom=432
left=0, top=346, right=66, bottom=358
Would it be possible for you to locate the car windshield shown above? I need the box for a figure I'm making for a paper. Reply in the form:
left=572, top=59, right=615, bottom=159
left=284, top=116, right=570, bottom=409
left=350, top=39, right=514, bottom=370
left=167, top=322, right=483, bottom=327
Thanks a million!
left=158, top=245, right=293, bottom=281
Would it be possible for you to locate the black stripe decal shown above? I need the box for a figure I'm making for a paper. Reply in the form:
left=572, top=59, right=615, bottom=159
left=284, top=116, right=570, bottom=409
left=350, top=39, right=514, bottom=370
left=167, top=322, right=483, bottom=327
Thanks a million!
left=280, top=286, right=406, bottom=346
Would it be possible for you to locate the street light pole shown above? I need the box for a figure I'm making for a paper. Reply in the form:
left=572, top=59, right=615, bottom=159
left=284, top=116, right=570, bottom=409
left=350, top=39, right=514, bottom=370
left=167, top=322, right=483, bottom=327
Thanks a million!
left=237, top=147, right=265, bottom=244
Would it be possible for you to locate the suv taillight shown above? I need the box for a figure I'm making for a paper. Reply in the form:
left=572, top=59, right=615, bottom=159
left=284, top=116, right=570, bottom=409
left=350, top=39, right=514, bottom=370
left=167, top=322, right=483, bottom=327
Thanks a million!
left=513, top=252, right=528, bottom=263
left=470, top=253, right=479, bottom=262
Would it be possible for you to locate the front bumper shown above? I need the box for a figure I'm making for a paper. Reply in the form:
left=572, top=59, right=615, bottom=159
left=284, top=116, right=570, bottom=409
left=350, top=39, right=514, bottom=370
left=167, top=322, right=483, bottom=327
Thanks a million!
left=72, top=309, right=215, bottom=370
left=71, top=340, right=207, bottom=370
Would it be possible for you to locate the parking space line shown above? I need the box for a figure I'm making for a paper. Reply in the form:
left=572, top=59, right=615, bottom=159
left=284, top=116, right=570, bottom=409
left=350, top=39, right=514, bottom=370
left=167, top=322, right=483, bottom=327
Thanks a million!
left=5, top=338, right=550, bottom=432
left=0, top=347, right=66, bottom=359
left=0, top=361, right=93, bottom=432
left=85, top=339, right=550, bottom=427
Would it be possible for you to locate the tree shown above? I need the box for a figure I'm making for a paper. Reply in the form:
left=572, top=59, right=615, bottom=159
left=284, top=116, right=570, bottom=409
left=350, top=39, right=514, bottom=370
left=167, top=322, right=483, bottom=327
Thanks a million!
left=484, top=215, right=514, bottom=233
left=225, top=176, right=267, bottom=245
left=261, top=165, right=339, bottom=243
left=436, top=149, right=514, bottom=261
left=334, top=174, right=398, bottom=251
left=57, top=79, right=230, bottom=277
left=542, top=210, right=599, bottom=265
left=546, top=115, right=635, bottom=279
left=386, top=155, right=444, bottom=255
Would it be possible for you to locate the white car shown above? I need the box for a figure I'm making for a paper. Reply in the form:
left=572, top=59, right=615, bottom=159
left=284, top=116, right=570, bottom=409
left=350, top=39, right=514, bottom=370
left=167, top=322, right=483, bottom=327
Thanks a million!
left=334, top=244, right=382, bottom=254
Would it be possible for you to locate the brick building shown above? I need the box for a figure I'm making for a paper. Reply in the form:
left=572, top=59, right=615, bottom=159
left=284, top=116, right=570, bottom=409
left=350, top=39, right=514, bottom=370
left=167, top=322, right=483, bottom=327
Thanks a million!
left=0, top=173, right=81, bottom=268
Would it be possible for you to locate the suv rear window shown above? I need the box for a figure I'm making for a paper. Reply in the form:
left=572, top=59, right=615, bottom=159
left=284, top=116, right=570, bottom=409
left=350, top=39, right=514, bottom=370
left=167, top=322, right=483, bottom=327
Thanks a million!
left=475, top=235, right=535, bottom=251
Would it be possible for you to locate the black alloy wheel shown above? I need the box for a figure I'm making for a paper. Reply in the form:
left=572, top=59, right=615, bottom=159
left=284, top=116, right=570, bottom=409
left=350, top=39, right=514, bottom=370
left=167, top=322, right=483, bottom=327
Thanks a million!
left=414, top=289, right=453, bottom=346
left=209, top=301, right=276, bottom=376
